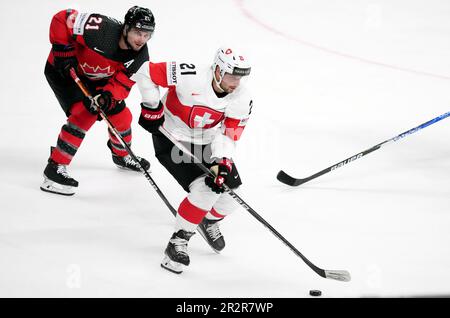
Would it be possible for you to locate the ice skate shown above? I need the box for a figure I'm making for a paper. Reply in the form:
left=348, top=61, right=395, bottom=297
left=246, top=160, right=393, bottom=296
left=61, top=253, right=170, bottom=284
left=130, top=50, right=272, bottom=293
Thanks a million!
left=161, top=230, right=195, bottom=274
left=197, top=218, right=225, bottom=253
left=40, top=159, right=79, bottom=196
left=112, top=153, right=150, bottom=172
left=108, top=141, right=150, bottom=172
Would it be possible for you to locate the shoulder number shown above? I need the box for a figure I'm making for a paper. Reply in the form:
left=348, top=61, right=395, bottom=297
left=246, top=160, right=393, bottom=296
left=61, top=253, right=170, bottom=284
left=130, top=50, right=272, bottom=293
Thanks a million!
left=180, top=63, right=196, bottom=75
left=166, top=62, right=197, bottom=86
left=73, top=13, right=103, bottom=34
left=85, top=16, right=103, bottom=30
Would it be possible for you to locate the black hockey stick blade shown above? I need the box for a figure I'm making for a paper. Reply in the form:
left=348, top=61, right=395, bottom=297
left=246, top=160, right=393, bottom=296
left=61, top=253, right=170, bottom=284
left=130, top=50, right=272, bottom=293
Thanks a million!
left=276, top=111, right=450, bottom=187
left=277, top=170, right=309, bottom=186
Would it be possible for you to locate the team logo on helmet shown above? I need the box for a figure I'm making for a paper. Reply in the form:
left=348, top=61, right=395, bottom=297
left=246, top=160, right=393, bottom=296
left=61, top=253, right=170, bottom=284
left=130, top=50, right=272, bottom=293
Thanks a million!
left=125, top=6, right=155, bottom=31
left=213, top=46, right=251, bottom=78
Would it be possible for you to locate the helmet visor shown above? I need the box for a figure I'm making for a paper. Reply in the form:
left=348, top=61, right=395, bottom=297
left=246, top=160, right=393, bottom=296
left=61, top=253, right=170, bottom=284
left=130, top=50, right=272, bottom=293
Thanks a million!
left=232, top=66, right=251, bottom=76
left=134, top=21, right=155, bottom=32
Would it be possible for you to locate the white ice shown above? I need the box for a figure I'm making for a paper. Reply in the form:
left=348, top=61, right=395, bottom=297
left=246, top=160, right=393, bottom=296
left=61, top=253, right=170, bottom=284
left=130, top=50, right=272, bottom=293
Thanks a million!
left=0, top=0, right=449, bottom=297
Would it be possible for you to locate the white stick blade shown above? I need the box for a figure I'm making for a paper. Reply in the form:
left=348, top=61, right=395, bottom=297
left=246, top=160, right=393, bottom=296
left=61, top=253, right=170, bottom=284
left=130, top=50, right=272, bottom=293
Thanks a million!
left=325, top=270, right=351, bottom=282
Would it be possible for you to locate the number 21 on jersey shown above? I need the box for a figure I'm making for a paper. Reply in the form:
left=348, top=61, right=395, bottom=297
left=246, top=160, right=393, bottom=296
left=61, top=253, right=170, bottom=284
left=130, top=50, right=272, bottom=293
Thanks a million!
left=85, top=16, right=102, bottom=30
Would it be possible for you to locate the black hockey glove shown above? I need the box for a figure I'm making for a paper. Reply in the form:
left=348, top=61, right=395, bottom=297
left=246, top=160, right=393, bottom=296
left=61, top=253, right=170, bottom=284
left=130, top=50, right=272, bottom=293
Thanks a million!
left=54, top=56, right=78, bottom=80
left=138, top=102, right=165, bottom=134
left=82, top=91, right=115, bottom=115
left=205, top=158, right=233, bottom=194
left=52, top=44, right=78, bottom=79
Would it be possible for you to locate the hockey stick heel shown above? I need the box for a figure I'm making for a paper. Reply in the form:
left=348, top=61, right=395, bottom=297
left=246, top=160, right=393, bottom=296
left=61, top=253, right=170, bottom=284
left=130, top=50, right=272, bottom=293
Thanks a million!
left=277, top=170, right=309, bottom=186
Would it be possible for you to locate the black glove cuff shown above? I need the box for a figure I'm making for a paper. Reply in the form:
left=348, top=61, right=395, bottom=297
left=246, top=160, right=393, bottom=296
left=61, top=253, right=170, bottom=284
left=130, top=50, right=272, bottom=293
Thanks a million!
left=98, top=91, right=112, bottom=109
left=204, top=175, right=225, bottom=194
left=52, top=44, right=76, bottom=58
left=138, top=113, right=164, bottom=134
left=141, top=102, right=163, bottom=112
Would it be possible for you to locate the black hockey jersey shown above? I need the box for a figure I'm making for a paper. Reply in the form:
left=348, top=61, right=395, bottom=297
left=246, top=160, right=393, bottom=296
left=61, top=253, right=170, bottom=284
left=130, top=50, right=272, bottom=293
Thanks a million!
left=48, top=9, right=149, bottom=101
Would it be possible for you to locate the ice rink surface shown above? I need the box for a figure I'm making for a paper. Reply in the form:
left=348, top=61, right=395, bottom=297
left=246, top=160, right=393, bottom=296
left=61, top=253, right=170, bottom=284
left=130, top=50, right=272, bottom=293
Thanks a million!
left=0, top=0, right=449, bottom=297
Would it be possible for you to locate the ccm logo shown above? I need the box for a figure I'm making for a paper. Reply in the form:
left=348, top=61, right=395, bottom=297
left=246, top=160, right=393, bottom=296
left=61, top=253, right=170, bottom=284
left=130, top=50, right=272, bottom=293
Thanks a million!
left=331, top=153, right=363, bottom=171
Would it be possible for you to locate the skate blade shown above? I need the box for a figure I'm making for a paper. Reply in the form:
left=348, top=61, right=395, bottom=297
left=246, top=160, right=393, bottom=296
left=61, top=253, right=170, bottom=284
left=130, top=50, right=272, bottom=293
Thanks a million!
left=40, top=178, right=75, bottom=196
left=161, top=255, right=185, bottom=274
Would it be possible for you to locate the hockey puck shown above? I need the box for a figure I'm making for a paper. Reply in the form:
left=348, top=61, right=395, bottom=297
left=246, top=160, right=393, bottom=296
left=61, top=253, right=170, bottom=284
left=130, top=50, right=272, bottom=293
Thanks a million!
left=309, top=290, right=322, bottom=297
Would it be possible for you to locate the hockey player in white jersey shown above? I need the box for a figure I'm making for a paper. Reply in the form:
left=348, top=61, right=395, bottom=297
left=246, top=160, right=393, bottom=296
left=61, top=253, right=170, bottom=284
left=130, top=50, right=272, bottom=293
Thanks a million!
left=132, top=46, right=252, bottom=273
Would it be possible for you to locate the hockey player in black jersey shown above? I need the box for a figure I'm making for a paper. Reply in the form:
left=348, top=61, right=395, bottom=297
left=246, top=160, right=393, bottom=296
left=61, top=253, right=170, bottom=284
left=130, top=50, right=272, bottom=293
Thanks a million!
left=41, top=6, right=155, bottom=195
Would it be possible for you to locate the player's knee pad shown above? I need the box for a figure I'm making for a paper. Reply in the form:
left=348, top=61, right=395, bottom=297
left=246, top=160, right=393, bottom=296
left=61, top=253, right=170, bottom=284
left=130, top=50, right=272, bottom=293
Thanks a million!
left=187, top=176, right=221, bottom=211
left=68, top=102, right=98, bottom=130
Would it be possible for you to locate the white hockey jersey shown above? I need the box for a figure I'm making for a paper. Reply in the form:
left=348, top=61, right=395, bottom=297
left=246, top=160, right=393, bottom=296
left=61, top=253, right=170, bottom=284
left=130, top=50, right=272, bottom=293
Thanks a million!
left=131, top=61, right=253, bottom=159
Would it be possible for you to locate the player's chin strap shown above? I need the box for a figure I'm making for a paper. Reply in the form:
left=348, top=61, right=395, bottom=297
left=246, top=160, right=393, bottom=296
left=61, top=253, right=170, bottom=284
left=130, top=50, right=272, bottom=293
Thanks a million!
left=212, top=67, right=225, bottom=93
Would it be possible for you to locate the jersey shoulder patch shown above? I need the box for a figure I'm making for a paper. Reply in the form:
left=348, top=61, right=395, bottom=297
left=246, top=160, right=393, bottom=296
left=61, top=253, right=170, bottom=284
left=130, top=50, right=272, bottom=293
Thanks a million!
left=73, top=12, right=90, bottom=35
left=167, top=61, right=179, bottom=85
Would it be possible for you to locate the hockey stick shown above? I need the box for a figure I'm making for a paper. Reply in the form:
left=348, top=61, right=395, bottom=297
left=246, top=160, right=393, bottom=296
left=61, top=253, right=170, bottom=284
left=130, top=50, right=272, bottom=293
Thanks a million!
left=158, top=126, right=351, bottom=282
left=278, top=111, right=450, bottom=186
left=69, top=68, right=177, bottom=216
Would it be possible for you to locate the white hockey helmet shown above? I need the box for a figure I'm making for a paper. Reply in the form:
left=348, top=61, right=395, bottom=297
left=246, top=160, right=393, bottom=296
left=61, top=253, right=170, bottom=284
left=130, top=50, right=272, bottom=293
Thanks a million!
left=212, top=46, right=251, bottom=84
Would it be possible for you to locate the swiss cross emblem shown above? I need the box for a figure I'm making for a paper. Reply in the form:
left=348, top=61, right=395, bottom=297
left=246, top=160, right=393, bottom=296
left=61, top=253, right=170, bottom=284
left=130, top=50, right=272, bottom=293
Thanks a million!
left=189, top=106, right=224, bottom=129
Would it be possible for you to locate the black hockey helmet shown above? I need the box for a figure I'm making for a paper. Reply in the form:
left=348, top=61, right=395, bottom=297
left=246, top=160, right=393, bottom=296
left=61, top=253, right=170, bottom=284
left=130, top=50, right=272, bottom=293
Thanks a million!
left=124, top=6, right=155, bottom=32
